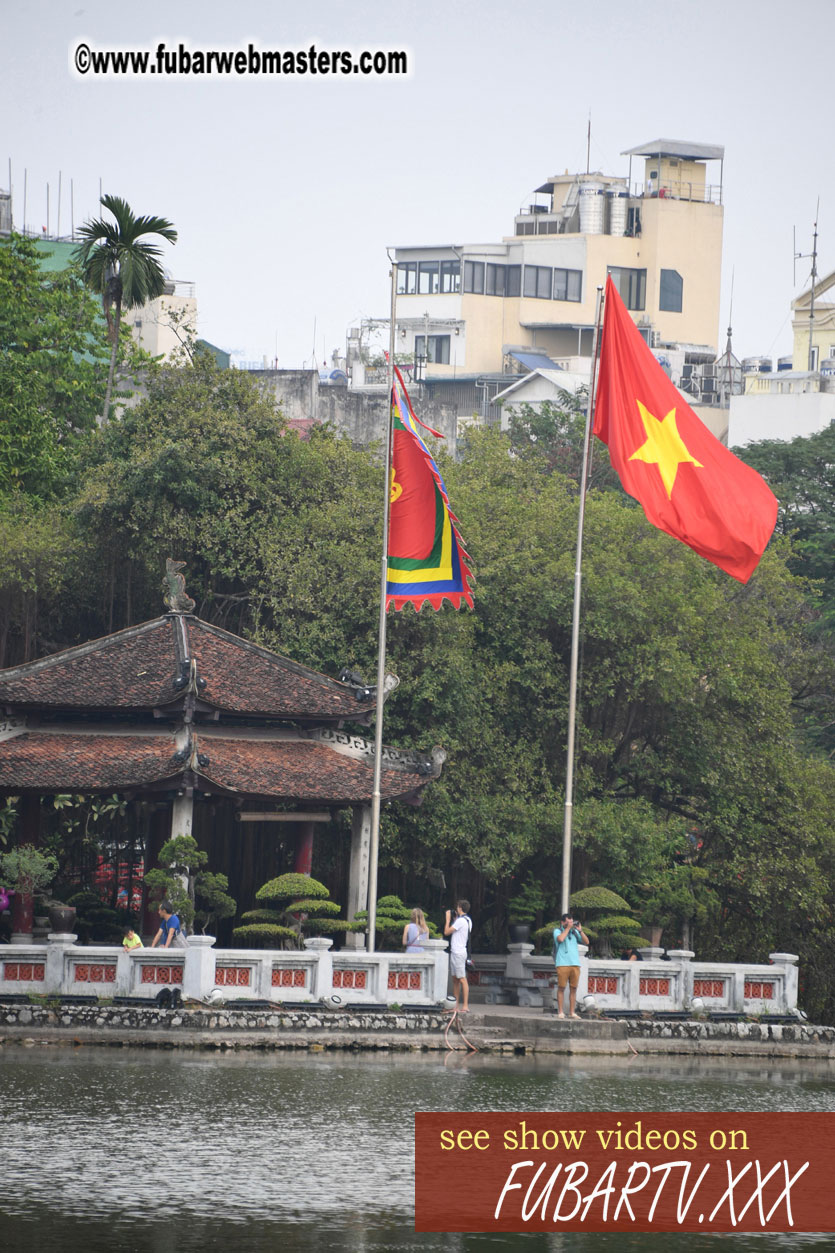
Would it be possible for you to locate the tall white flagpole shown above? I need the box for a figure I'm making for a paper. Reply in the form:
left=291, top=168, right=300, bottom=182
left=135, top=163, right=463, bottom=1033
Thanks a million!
left=366, top=257, right=398, bottom=953
left=561, top=284, right=606, bottom=916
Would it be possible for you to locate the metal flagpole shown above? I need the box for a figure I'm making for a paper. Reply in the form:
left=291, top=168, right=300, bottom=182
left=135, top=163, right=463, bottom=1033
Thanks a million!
left=560, top=284, right=606, bottom=916
left=366, top=256, right=398, bottom=953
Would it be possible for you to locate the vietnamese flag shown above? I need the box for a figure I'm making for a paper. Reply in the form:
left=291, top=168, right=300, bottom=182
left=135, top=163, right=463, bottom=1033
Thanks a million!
left=593, top=276, right=777, bottom=583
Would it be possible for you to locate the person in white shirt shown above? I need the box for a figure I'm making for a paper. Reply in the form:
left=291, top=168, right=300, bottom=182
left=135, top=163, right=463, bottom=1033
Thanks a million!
left=443, top=900, right=472, bottom=1013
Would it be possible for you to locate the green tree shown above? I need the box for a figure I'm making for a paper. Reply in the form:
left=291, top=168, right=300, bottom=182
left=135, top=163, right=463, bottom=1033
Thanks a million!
left=75, top=195, right=177, bottom=423
left=74, top=352, right=381, bottom=654
left=144, top=834, right=205, bottom=930
left=0, top=234, right=110, bottom=496
left=737, top=425, right=835, bottom=625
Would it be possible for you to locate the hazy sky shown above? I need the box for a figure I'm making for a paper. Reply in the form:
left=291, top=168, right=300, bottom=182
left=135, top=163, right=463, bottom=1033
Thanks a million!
left=4, top=0, right=833, bottom=369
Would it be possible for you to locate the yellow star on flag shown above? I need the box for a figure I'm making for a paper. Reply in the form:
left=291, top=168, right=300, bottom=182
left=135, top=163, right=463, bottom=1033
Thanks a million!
left=628, top=400, right=703, bottom=498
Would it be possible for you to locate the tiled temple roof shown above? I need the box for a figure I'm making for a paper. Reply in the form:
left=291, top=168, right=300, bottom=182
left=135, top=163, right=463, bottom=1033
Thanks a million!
left=0, top=732, right=183, bottom=792
left=0, top=615, right=375, bottom=721
left=0, top=728, right=432, bottom=804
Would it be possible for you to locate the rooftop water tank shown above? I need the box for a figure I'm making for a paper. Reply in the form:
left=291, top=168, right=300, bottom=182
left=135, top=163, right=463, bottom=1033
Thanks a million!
left=578, top=182, right=605, bottom=235
left=777, top=356, right=793, bottom=372
left=742, top=356, right=772, bottom=374
left=607, top=191, right=628, bottom=237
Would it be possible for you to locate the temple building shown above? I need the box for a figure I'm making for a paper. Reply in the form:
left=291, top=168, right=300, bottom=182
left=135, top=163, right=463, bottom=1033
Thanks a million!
left=0, top=583, right=444, bottom=939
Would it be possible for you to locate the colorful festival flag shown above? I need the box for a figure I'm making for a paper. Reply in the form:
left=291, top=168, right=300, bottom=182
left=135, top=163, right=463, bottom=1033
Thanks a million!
left=594, top=276, right=778, bottom=583
left=386, top=366, right=474, bottom=611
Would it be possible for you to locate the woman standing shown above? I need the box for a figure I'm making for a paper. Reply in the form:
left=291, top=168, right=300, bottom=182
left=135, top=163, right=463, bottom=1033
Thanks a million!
left=403, top=908, right=429, bottom=952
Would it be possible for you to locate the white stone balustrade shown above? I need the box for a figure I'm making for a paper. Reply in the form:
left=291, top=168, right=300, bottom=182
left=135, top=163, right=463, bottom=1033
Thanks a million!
left=0, top=935, right=799, bottom=1015
left=468, top=946, right=801, bottom=1016
left=0, top=932, right=451, bottom=1007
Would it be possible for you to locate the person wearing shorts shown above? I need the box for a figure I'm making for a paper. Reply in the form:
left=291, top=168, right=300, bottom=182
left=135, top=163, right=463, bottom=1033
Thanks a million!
left=553, top=913, right=589, bottom=1019
left=444, top=900, right=472, bottom=1013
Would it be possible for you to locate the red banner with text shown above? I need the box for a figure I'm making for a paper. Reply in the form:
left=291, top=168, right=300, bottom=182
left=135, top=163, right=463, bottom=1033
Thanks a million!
left=415, top=1112, right=835, bottom=1233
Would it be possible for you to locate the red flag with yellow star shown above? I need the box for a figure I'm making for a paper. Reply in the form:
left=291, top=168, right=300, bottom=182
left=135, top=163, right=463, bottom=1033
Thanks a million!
left=594, top=276, right=777, bottom=583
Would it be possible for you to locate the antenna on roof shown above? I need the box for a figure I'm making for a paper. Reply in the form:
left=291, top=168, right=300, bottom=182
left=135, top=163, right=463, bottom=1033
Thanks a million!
left=586, top=112, right=591, bottom=175
left=794, top=202, right=820, bottom=372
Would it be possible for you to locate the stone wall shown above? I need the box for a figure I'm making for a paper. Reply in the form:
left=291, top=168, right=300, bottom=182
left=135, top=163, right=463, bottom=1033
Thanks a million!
left=1, top=1002, right=834, bottom=1058
left=248, top=370, right=458, bottom=448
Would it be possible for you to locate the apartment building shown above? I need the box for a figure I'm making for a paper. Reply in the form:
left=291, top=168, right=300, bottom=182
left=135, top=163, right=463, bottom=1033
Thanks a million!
left=392, top=139, right=725, bottom=396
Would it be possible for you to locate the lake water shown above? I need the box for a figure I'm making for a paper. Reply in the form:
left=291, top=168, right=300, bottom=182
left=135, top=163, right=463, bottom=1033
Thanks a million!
left=1, top=1045, right=834, bottom=1252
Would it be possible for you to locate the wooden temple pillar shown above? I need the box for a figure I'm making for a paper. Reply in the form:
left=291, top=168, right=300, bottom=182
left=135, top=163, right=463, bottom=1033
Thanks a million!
left=141, top=800, right=183, bottom=936
left=292, top=821, right=315, bottom=876
left=10, top=795, right=41, bottom=941
left=345, top=803, right=371, bottom=950
left=170, top=789, right=194, bottom=843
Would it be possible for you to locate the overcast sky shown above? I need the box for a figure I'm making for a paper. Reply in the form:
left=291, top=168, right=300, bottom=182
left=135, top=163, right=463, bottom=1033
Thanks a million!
left=4, top=0, right=832, bottom=370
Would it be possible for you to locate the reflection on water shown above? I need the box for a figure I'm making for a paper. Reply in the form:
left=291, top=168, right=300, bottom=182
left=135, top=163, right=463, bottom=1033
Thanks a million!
left=1, top=1047, right=834, bottom=1251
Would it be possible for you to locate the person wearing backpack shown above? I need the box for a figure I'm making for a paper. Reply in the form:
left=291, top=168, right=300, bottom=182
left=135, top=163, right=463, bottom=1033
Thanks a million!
left=443, top=900, right=472, bottom=1013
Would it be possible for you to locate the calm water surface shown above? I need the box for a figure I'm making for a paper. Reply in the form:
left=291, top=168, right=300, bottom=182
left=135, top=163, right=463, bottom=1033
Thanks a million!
left=1, top=1045, right=834, bottom=1252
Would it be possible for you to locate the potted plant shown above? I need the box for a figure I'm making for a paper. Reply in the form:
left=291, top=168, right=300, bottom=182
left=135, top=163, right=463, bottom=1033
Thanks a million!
left=0, top=845, right=59, bottom=943
left=508, top=874, right=547, bottom=944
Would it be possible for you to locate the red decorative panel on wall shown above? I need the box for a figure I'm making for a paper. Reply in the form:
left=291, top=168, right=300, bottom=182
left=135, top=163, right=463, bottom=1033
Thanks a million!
left=588, top=976, right=618, bottom=994
left=271, top=968, right=307, bottom=988
left=215, top=966, right=251, bottom=987
left=332, top=969, right=367, bottom=990
left=387, top=970, right=422, bottom=991
left=4, top=962, right=45, bottom=982
left=140, top=964, right=184, bottom=984
left=640, top=977, right=671, bottom=996
left=532, top=971, right=549, bottom=981
left=744, top=980, right=774, bottom=1000
left=73, top=964, right=116, bottom=983
left=694, top=979, right=725, bottom=998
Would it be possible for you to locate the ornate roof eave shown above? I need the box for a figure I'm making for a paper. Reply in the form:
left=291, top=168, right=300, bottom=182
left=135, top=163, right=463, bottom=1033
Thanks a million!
left=0, top=720, right=444, bottom=805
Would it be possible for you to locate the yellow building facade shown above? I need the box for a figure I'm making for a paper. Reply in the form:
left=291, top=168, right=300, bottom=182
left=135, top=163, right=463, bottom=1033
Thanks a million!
left=393, top=139, right=724, bottom=380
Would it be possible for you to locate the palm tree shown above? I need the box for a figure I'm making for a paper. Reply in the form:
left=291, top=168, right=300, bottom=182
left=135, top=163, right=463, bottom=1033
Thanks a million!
left=75, top=195, right=178, bottom=423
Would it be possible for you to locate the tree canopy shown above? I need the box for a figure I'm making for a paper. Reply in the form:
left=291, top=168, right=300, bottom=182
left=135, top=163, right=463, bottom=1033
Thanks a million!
left=1, top=291, right=835, bottom=1016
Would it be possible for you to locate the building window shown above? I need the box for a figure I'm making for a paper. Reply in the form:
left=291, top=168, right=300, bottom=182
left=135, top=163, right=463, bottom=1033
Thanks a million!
left=506, top=265, right=521, bottom=297
left=464, top=260, right=485, bottom=294
left=516, top=221, right=536, bottom=236
left=418, top=261, right=440, bottom=294
left=524, top=265, right=553, bottom=299
left=414, top=334, right=451, bottom=365
left=659, top=268, right=683, bottom=313
left=396, top=262, right=417, bottom=295
left=810, top=345, right=819, bottom=371
left=440, top=260, right=460, bottom=293
left=553, top=268, right=582, bottom=302
left=608, top=266, right=646, bottom=311
left=486, top=264, right=505, bottom=296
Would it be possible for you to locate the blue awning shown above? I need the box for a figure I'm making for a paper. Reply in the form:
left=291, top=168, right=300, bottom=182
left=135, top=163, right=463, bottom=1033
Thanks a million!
left=508, top=350, right=562, bottom=372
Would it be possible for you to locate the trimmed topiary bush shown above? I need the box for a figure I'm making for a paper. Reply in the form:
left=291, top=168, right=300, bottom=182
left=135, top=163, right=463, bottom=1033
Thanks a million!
left=352, top=895, right=440, bottom=950
left=534, top=886, right=643, bottom=956
left=233, top=874, right=356, bottom=949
